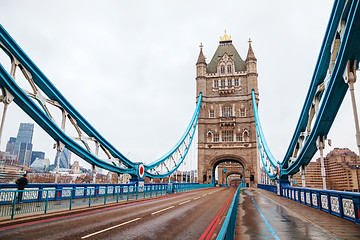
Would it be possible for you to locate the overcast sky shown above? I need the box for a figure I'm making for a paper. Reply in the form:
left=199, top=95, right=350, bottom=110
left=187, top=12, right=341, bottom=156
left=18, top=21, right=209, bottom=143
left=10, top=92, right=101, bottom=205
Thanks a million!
left=0, top=0, right=359, bottom=171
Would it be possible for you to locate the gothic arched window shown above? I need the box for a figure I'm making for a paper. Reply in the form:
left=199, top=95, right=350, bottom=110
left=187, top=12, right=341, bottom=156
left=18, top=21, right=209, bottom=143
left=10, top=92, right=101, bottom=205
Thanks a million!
left=240, top=104, right=246, bottom=117
left=207, top=131, right=213, bottom=142
left=243, top=130, right=250, bottom=142
left=220, top=65, right=225, bottom=74
left=227, top=65, right=232, bottom=73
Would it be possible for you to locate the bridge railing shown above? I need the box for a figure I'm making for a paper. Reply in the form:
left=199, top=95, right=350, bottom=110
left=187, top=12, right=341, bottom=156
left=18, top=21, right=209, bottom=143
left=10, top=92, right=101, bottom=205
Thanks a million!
left=216, top=183, right=245, bottom=240
left=0, top=183, right=213, bottom=220
left=259, top=184, right=360, bottom=225
left=257, top=184, right=277, bottom=194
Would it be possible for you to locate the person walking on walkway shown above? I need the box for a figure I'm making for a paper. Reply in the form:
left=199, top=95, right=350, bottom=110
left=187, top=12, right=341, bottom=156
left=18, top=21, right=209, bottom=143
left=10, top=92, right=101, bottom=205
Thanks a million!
left=15, top=174, right=28, bottom=203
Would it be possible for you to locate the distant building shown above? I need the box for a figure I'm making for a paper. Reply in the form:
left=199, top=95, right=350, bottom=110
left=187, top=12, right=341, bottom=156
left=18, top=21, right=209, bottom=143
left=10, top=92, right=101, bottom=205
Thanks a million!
left=31, top=151, right=45, bottom=165
left=69, top=161, right=80, bottom=174
left=0, top=151, right=18, bottom=161
left=5, top=137, right=16, bottom=154
left=0, top=158, right=26, bottom=183
left=54, top=148, right=71, bottom=169
left=13, top=123, right=34, bottom=166
left=292, top=148, right=360, bottom=191
left=30, top=158, right=50, bottom=172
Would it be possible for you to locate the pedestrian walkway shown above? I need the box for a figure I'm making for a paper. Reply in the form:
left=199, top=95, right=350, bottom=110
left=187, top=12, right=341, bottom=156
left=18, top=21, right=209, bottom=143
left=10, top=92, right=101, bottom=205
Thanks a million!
left=236, top=188, right=360, bottom=240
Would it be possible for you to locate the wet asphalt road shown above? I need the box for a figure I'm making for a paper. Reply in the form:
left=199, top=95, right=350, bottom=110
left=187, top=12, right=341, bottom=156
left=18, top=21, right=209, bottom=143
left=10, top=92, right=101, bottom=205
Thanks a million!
left=0, top=187, right=234, bottom=240
left=236, top=188, right=360, bottom=240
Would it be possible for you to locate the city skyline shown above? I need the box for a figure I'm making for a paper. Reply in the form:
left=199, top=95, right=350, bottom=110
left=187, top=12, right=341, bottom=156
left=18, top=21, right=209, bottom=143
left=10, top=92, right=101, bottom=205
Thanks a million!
left=0, top=0, right=359, bottom=173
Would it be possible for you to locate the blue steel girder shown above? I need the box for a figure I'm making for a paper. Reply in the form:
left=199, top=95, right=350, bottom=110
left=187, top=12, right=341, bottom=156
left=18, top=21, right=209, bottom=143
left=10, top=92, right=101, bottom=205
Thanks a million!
left=251, top=0, right=360, bottom=180
left=281, top=0, right=360, bottom=177
left=0, top=24, right=201, bottom=179
left=252, top=90, right=278, bottom=180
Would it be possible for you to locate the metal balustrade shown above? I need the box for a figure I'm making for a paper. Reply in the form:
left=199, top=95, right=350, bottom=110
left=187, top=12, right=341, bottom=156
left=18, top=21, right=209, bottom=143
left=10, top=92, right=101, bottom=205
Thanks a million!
left=258, top=184, right=360, bottom=225
left=0, top=183, right=214, bottom=219
left=217, top=184, right=245, bottom=240
left=257, top=184, right=277, bottom=194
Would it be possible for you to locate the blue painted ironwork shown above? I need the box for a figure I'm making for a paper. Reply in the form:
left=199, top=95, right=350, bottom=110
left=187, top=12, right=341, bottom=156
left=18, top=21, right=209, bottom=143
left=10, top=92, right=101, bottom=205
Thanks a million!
left=252, top=90, right=278, bottom=180
left=0, top=183, right=213, bottom=219
left=216, top=184, right=245, bottom=240
left=252, top=0, right=360, bottom=180
left=0, top=24, right=202, bottom=179
left=257, top=184, right=277, bottom=194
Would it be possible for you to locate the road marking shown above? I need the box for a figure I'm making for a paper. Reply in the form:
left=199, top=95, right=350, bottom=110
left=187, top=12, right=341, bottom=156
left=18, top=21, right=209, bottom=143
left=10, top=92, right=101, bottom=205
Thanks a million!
left=81, top=218, right=141, bottom=239
left=202, top=194, right=207, bottom=197
left=179, top=200, right=191, bottom=205
left=151, top=206, right=174, bottom=215
left=245, top=190, right=280, bottom=240
left=193, top=196, right=201, bottom=200
left=200, top=188, right=236, bottom=240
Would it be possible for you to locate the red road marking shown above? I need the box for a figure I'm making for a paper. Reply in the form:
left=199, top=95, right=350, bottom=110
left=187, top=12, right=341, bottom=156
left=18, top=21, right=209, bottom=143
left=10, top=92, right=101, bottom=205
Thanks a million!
left=199, top=188, right=236, bottom=240
left=0, top=187, right=215, bottom=232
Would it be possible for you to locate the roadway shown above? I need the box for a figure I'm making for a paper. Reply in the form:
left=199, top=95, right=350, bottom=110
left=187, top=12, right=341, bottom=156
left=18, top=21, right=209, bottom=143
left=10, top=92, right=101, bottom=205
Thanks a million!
left=237, top=188, right=360, bottom=239
left=0, top=187, right=235, bottom=240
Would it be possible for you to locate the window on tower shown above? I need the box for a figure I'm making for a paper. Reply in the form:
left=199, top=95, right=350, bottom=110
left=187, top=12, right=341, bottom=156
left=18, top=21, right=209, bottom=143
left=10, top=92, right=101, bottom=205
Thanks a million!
left=213, top=80, right=219, bottom=88
left=209, top=110, right=215, bottom=118
left=240, top=108, right=246, bottom=117
left=227, top=65, right=232, bottom=73
left=235, top=79, right=239, bottom=86
left=220, top=65, right=225, bottom=74
left=222, top=106, right=233, bottom=117
left=221, top=79, right=225, bottom=87
left=213, top=134, right=219, bottom=142
left=236, top=133, right=243, bottom=142
left=227, top=79, right=232, bottom=86
left=222, top=130, right=233, bottom=142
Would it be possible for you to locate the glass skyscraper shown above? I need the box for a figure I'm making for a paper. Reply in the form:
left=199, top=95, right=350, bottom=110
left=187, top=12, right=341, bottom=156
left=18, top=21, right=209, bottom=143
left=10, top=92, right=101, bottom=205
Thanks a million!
left=13, top=123, right=34, bottom=166
left=54, top=147, right=71, bottom=169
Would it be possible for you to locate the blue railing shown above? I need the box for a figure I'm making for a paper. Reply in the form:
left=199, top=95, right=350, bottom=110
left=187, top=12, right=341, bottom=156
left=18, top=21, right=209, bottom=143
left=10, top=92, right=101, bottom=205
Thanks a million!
left=0, top=183, right=214, bottom=219
left=257, top=184, right=277, bottom=194
left=259, top=184, right=360, bottom=225
left=216, top=184, right=245, bottom=240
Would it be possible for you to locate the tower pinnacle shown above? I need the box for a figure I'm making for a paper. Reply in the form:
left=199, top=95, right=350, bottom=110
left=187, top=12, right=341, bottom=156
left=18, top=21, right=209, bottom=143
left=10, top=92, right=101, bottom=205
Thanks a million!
left=246, top=38, right=256, bottom=61
left=197, top=43, right=206, bottom=64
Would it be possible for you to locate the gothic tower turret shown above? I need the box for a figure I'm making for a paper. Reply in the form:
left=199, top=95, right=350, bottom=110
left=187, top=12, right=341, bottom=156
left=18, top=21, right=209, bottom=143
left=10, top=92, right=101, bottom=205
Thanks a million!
left=246, top=39, right=258, bottom=94
left=196, top=43, right=207, bottom=97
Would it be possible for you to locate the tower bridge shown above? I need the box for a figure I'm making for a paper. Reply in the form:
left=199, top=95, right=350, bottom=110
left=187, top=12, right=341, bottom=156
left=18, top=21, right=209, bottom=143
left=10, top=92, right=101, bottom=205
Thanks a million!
left=196, top=32, right=258, bottom=187
left=0, top=0, right=360, bottom=239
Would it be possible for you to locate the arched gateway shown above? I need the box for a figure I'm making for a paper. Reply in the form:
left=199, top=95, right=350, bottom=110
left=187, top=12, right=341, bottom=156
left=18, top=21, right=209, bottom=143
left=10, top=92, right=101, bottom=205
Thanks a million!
left=196, top=32, right=259, bottom=187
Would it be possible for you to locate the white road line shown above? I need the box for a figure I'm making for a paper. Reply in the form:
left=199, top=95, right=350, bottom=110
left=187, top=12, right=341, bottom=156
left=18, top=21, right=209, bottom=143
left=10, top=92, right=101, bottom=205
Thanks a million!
left=179, top=200, right=191, bottom=205
left=81, top=218, right=141, bottom=239
left=202, top=194, right=207, bottom=197
left=193, top=196, right=201, bottom=200
left=151, top=206, right=174, bottom=215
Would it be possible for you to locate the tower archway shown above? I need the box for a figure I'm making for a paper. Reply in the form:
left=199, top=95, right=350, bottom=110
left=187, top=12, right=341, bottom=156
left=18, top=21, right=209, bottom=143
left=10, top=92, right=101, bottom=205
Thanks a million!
left=227, top=173, right=243, bottom=187
left=210, top=155, right=245, bottom=185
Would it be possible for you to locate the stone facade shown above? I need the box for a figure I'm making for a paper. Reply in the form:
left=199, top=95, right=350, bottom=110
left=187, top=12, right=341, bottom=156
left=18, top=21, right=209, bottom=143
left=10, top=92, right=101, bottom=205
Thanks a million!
left=292, top=148, right=360, bottom=191
left=196, top=33, right=259, bottom=186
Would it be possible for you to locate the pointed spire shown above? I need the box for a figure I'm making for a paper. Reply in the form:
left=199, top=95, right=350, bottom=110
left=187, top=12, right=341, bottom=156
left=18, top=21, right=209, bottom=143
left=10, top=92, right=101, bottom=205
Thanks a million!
left=197, top=43, right=206, bottom=64
left=246, top=38, right=257, bottom=61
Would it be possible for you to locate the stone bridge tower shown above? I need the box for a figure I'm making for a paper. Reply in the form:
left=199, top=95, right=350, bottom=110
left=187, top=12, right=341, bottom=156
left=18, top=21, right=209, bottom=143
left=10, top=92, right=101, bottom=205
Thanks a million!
left=196, top=32, right=259, bottom=186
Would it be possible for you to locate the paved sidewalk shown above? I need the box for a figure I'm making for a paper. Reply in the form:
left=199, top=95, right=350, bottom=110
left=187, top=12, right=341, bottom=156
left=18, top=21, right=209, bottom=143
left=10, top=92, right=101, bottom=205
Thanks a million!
left=236, top=188, right=360, bottom=240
